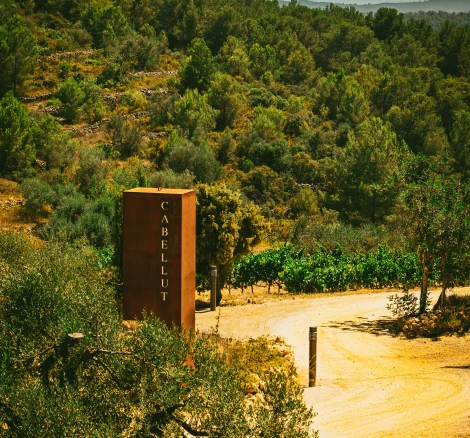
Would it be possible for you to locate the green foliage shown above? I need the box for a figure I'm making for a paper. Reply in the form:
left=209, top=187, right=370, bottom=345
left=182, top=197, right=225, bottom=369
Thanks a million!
left=31, top=114, right=77, bottom=171
left=241, top=165, right=295, bottom=214
left=79, top=79, right=105, bottom=122
left=438, top=21, right=470, bottom=77
left=219, top=36, right=251, bottom=78
left=399, top=158, right=470, bottom=312
left=180, top=38, right=217, bottom=92
left=3, top=0, right=470, bottom=315
left=120, top=25, right=167, bottom=72
left=162, top=133, right=222, bottom=184
left=232, top=245, right=301, bottom=293
left=0, top=234, right=315, bottom=437
left=20, top=177, right=74, bottom=218
left=387, top=292, right=420, bottom=318
left=74, top=147, right=108, bottom=196
left=56, top=77, right=85, bottom=123
left=170, top=89, right=218, bottom=142
left=111, top=158, right=151, bottom=189
left=234, top=244, right=421, bottom=294
left=147, top=168, right=195, bottom=189
left=291, top=219, right=405, bottom=254
left=288, top=188, right=319, bottom=219
left=208, top=72, right=246, bottom=130
left=405, top=11, right=470, bottom=29
left=395, top=295, right=470, bottom=338
left=372, top=8, right=405, bottom=41
left=249, top=368, right=315, bottom=438
left=0, top=15, right=37, bottom=97
left=80, top=3, right=131, bottom=49
left=0, top=92, right=35, bottom=176
left=106, top=114, right=144, bottom=159
left=196, top=184, right=266, bottom=299
left=451, top=110, right=470, bottom=179
left=332, top=117, right=407, bottom=223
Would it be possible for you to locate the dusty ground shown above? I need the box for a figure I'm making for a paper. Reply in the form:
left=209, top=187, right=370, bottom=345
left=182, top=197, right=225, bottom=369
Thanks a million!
left=197, top=289, right=470, bottom=438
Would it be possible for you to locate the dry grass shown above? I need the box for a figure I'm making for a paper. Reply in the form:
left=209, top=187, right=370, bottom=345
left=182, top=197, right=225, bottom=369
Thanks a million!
left=0, top=179, right=36, bottom=233
left=196, top=283, right=406, bottom=309
left=127, top=75, right=170, bottom=91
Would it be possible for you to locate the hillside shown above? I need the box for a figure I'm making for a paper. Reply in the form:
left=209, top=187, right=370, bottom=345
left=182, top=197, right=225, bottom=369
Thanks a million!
left=285, top=0, right=470, bottom=13
left=1, top=0, right=470, bottom=289
left=404, top=10, right=470, bottom=28
left=1, top=1, right=470, bottom=434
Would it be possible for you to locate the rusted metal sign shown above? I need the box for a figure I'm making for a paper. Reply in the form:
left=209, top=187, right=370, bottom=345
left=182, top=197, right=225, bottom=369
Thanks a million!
left=123, top=188, right=196, bottom=331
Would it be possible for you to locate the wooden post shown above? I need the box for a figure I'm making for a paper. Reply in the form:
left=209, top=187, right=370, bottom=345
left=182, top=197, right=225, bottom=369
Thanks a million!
left=211, top=265, right=217, bottom=311
left=309, top=327, right=317, bottom=387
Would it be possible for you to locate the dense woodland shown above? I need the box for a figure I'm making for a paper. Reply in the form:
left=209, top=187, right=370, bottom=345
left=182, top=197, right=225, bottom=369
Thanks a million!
left=404, top=11, right=470, bottom=29
left=295, top=0, right=470, bottom=14
left=1, top=0, right=470, bottom=294
left=1, top=0, right=470, bottom=434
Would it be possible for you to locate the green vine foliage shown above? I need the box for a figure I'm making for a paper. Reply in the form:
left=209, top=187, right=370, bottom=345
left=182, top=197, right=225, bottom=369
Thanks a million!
left=232, top=244, right=427, bottom=294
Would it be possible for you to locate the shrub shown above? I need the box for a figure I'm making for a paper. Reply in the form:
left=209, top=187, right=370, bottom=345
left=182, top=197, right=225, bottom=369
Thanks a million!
left=39, top=193, right=117, bottom=249
left=57, top=77, right=85, bottom=123
left=106, top=115, right=144, bottom=159
left=120, top=90, right=148, bottom=112
left=0, top=92, right=36, bottom=177
left=74, top=147, right=108, bottom=196
left=387, top=292, right=420, bottom=318
left=147, top=168, right=195, bottom=189
left=0, top=234, right=316, bottom=437
left=163, top=134, right=223, bottom=183
left=235, top=245, right=421, bottom=294
left=395, top=295, right=470, bottom=338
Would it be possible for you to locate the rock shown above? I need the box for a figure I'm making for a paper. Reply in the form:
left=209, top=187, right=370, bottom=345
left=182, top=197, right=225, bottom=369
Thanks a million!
left=244, top=373, right=260, bottom=394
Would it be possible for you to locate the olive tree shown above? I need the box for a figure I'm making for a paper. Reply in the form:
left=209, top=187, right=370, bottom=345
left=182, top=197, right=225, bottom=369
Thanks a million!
left=196, top=184, right=266, bottom=303
left=400, top=158, right=470, bottom=313
left=0, top=233, right=316, bottom=437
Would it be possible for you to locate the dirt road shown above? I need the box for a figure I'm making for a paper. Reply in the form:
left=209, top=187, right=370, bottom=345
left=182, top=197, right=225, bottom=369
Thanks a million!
left=196, top=290, right=470, bottom=438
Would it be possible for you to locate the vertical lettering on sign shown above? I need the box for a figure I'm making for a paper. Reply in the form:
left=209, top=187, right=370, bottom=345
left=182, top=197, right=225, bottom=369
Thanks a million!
left=159, top=201, right=170, bottom=302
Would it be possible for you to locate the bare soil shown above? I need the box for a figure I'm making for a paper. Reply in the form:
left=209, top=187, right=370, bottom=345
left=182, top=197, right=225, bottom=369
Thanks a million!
left=196, top=288, right=470, bottom=438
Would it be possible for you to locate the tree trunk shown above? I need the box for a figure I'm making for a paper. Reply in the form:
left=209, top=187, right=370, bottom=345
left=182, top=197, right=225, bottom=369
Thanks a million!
left=434, top=277, right=448, bottom=311
left=435, top=216, right=450, bottom=311
left=419, top=267, right=429, bottom=314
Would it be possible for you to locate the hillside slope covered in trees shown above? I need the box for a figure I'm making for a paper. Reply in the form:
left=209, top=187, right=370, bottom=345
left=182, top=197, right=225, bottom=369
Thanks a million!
left=290, top=0, right=470, bottom=13
left=0, top=0, right=470, bottom=293
left=2, top=1, right=470, bottom=434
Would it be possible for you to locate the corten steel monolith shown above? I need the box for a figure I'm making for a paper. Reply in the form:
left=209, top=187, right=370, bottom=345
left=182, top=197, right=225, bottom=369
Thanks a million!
left=123, top=188, right=196, bottom=331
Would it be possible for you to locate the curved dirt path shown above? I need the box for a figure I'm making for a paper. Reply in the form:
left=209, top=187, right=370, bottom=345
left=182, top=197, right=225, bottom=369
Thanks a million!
left=196, top=290, right=470, bottom=438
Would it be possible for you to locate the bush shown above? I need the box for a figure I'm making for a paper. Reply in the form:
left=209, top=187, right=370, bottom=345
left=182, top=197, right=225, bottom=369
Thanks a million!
left=147, top=168, right=195, bottom=189
left=57, top=77, right=85, bottom=123
left=234, top=245, right=422, bottom=294
left=38, top=193, right=117, bottom=249
left=74, top=147, right=108, bottom=196
left=163, top=134, right=223, bottom=184
left=0, top=93, right=36, bottom=177
left=106, top=115, right=144, bottom=159
left=0, top=234, right=316, bottom=437
left=21, top=178, right=57, bottom=217
left=395, top=295, right=470, bottom=338
left=387, top=292, right=420, bottom=318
